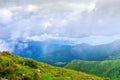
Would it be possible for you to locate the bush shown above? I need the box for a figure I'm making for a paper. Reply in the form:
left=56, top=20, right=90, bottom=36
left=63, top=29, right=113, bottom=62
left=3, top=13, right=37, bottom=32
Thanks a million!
left=24, top=59, right=38, bottom=69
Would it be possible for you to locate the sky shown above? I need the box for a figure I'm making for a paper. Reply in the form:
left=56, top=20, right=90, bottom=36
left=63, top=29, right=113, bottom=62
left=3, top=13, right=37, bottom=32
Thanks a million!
left=0, top=0, right=120, bottom=42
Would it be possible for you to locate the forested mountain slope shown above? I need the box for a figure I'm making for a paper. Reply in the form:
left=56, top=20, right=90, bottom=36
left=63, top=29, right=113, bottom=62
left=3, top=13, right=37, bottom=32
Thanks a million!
left=65, top=60, right=120, bottom=80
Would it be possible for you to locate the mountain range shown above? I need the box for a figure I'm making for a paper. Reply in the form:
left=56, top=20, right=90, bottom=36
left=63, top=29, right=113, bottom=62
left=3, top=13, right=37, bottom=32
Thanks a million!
left=11, top=39, right=120, bottom=65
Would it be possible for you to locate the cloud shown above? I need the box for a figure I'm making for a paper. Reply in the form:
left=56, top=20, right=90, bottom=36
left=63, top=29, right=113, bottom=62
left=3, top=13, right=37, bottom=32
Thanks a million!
left=0, top=0, right=120, bottom=41
left=0, top=8, right=13, bottom=24
left=26, top=33, right=56, bottom=41
left=0, top=39, right=11, bottom=51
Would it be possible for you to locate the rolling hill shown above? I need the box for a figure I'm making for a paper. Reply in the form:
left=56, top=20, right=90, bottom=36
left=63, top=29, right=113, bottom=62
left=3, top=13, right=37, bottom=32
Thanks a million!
left=65, top=60, right=120, bottom=80
left=0, top=51, right=107, bottom=80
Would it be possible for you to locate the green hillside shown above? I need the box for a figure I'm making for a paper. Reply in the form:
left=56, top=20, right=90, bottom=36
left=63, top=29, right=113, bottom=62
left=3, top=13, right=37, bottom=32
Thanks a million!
left=65, top=60, right=120, bottom=80
left=0, top=51, right=107, bottom=80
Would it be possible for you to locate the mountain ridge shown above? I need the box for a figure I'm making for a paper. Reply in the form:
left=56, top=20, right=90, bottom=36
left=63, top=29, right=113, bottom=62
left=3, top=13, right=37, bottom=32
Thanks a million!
left=11, top=39, right=120, bottom=65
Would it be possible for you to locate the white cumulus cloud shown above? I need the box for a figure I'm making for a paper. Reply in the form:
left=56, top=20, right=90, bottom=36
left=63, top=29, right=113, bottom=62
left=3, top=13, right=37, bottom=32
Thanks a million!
left=0, top=8, right=13, bottom=24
